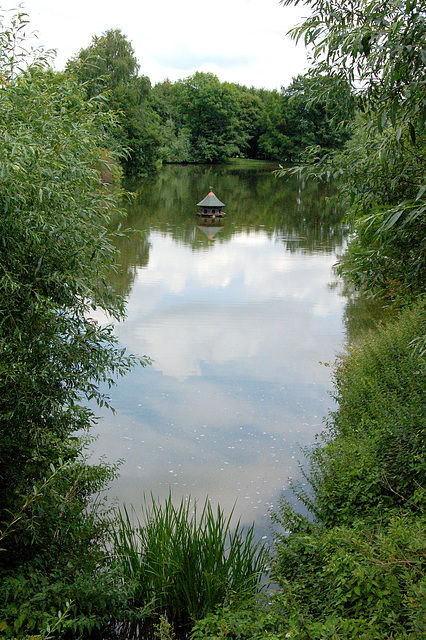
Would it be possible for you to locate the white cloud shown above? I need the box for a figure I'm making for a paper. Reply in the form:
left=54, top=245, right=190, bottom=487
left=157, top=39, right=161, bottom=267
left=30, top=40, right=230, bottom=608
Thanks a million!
left=5, top=0, right=309, bottom=89
left=114, top=231, right=343, bottom=382
left=86, top=224, right=342, bottom=527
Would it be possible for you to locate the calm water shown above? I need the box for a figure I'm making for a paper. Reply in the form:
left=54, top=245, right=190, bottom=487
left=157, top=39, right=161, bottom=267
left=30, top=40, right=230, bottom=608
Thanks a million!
left=90, top=163, right=363, bottom=537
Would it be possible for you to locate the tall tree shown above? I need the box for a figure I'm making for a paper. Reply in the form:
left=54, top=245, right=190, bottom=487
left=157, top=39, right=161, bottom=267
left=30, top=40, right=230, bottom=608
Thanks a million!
left=0, top=62, right=139, bottom=549
left=175, top=72, right=249, bottom=163
left=0, top=12, right=152, bottom=635
left=67, top=29, right=161, bottom=175
left=152, top=79, right=193, bottom=163
left=258, top=75, right=352, bottom=163
left=230, top=84, right=266, bottom=159
left=153, top=76, right=264, bottom=163
left=0, top=4, right=155, bottom=580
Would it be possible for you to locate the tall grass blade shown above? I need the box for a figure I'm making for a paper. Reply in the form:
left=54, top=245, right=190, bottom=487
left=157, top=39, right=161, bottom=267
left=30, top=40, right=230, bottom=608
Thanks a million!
left=111, top=494, right=267, bottom=638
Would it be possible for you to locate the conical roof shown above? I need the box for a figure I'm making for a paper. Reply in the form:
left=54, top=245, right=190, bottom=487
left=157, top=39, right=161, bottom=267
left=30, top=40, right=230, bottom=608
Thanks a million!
left=197, top=191, right=225, bottom=208
left=197, top=225, right=224, bottom=239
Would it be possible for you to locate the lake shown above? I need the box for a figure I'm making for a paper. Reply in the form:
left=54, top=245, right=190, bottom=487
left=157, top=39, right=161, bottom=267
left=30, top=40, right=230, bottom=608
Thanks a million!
left=90, top=163, right=371, bottom=539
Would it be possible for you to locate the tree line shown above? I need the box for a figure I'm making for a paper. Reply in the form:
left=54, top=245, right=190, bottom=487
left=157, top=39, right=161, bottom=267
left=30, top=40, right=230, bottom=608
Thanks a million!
left=66, top=28, right=351, bottom=174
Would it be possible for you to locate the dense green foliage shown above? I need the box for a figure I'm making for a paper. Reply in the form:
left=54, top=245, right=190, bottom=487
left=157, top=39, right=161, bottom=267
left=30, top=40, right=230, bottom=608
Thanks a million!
left=151, top=72, right=350, bottom=165
left=307, top=307, right=426, bottom=526
left=0, top=12, right=142, bottom=638
left=269, top=302, right=426, bottom=639
left=0, top=66, right=133, bottom=524
left=67, top=29, right=342, bottom=171
left=62, top=28, right=350, bottom=172
left=258, top=75, right=352, bottom=162
left=156, top=73, right=249, bottom=163
left=67, top=29, right=162, bottom=176
left=0, top=61, right=131, bottom=501
left=279, top=0, right=426, bottom=302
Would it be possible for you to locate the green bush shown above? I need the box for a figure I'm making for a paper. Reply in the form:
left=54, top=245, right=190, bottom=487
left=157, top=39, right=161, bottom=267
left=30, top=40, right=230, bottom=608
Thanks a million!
left=271, top=512, right=426, bottom=639
left=295, top=300, right=426, bottom=527
left=191, top=594, right=289, bottom=640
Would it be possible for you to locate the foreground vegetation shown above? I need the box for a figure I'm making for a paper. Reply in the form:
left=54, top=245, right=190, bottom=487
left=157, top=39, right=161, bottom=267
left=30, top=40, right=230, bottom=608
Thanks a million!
left=268, top=0, right=426, bottom=637
left=269, top=301, right=426, bottom=638
left=2, top=0, right=426, bottom=638
left=112, top=496, right=266, bottom=639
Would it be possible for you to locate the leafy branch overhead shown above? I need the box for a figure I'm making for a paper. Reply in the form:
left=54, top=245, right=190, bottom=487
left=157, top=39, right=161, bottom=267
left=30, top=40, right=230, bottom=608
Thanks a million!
left=281, top=0, right=426, bottom=133
left=278, top=0, right=426, bottom=302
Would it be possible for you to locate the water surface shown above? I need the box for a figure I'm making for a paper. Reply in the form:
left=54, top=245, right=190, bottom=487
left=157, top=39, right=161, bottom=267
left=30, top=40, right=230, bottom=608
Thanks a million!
left=91, top=163, right=350, bottom=536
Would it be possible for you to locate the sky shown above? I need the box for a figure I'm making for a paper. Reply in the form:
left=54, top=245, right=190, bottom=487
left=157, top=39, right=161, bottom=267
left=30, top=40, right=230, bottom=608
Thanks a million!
left=2, top=0, right=310, bottom=90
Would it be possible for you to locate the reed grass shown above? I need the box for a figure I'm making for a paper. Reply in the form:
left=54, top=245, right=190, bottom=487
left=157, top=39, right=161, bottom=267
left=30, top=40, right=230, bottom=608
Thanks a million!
left=111, top=494, right=267, bottom=638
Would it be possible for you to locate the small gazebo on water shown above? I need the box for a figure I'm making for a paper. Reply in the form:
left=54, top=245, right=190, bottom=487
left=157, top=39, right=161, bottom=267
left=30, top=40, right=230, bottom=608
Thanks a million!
left=196, top=189, right=226, bottom=219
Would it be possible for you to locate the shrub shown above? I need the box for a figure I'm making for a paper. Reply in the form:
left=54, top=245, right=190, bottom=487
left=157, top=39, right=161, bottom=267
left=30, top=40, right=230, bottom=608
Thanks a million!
left=271, top=511, right=426, bottom=639
left=294, top=300, right=426, bottom=527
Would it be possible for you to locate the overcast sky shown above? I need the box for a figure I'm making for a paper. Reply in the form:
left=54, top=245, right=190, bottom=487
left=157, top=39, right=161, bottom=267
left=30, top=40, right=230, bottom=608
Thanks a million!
left=3, top=0, right=310, bottom=90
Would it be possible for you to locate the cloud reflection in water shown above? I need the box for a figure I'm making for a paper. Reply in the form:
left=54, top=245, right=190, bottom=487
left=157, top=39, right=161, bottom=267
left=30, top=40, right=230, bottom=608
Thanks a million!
left=91, top=228, right=345, bottom=531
